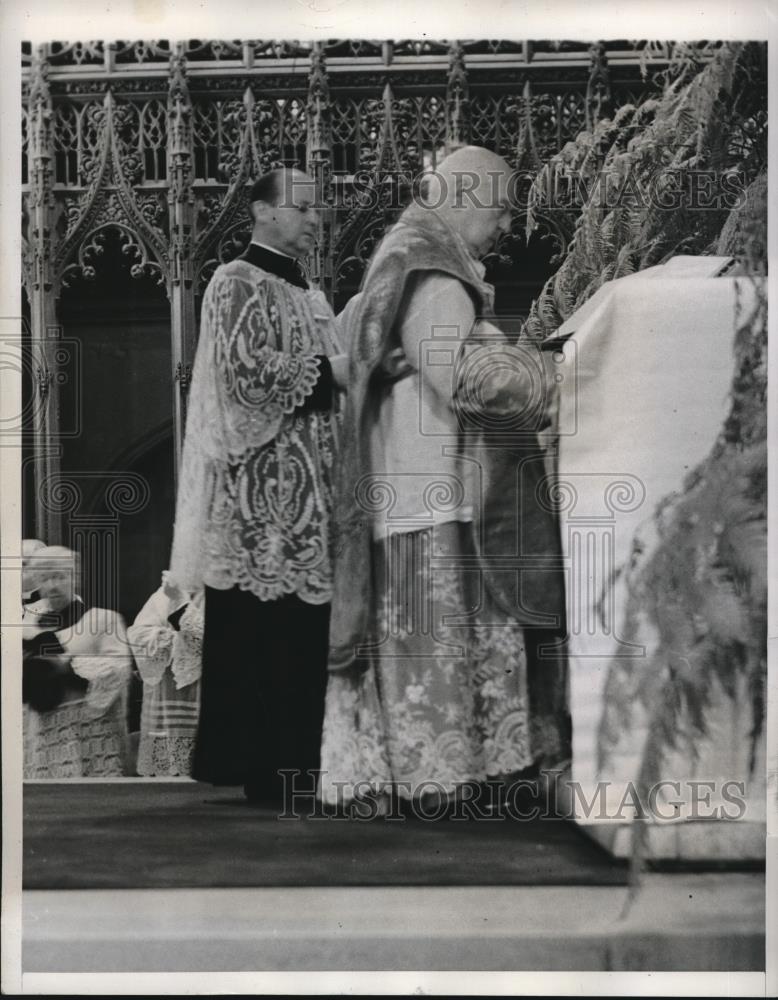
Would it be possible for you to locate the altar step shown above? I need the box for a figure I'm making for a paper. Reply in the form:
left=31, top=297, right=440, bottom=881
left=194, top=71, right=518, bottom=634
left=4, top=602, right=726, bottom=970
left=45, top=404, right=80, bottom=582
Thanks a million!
left=23, top=873, right=763, bottom=973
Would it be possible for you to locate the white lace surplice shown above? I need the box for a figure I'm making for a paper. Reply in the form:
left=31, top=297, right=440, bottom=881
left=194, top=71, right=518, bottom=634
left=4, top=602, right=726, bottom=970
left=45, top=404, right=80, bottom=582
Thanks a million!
left=127, top=588, right=203, bottom=777
left=23, top=606, right=132, bottom=778
left=170, top=262, right=341, bottom=605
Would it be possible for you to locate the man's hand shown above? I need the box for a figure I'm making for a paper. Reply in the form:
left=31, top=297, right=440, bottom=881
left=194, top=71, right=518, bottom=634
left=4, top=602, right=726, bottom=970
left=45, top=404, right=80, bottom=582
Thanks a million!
left=329, top=354, right=350, bottom=391
left=162, top=571, right=185, bottom=606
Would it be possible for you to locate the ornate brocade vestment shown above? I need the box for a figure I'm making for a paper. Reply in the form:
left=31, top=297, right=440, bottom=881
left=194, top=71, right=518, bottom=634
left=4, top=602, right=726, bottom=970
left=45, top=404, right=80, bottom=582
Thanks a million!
left=170, top=259, right=341, bottom=605
left=328, top=203, right=566, bottom=669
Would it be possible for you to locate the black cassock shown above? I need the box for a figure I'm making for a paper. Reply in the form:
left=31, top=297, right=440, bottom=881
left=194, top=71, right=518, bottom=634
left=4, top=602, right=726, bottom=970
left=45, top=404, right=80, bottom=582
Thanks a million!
left=191, top=243, right=337, bottom=804
left=193, top=588, right=329, bottom=801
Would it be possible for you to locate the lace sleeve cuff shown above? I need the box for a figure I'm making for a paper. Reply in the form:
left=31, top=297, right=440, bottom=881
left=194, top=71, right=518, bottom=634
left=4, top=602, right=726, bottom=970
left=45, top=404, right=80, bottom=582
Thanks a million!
left=171, top=604, right=204, bottom=689
left=295, top=355, right=334, bottom=412
left=275, top=353, right=323, bottom=414
left=126, top=624, right=175, bottom=686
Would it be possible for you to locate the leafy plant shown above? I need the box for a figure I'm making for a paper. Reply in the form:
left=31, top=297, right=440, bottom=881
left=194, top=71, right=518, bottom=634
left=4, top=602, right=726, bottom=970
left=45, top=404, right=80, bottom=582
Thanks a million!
left=520, top=41, right=767, bottom=341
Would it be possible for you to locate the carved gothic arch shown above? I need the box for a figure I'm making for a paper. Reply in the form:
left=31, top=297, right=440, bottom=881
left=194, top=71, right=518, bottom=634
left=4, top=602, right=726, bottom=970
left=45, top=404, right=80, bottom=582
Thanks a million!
left=54, top=91, right=170, bottom=297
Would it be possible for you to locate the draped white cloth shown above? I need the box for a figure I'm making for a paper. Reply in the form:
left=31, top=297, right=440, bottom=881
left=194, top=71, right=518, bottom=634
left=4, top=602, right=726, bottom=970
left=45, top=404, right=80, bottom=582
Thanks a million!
left=549, top=258, right=760, bottom=821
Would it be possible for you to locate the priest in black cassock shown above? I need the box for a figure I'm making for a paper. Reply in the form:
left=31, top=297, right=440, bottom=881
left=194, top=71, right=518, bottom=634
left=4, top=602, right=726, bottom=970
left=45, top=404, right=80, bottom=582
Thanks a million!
left=169, top=168, right=347, bottom=804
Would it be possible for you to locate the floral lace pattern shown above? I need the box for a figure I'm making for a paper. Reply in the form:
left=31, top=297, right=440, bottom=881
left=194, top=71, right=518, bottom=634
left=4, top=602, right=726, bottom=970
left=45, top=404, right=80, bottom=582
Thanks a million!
left=23, top=700, right=128, bottom=778
left=206, top=409, right=337, bottom=604
left=320, top=523, right=534, bottom=802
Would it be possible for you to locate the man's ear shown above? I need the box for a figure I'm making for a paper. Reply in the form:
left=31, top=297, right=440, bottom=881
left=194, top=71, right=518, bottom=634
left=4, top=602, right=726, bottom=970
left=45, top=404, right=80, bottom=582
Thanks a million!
left=250, top=200, right=273, bottom=224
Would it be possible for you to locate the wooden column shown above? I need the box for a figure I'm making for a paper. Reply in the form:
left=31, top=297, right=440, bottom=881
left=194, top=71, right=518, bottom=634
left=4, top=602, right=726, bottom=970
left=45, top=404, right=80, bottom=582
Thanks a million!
left=166, top=44, right=196, bottom=478
left=516, top=78, right=542, bottom=173
left=27, top=44, right=63, bottom=544
left=445, top=42, right=470, bottom=153
left=306, top=42, right=335, bottom=303
left=586, top=42, right=612, bottom=132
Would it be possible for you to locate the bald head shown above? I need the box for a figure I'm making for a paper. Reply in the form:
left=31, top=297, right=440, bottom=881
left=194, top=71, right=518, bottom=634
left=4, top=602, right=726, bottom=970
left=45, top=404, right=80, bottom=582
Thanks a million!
left=420, top=145, right=515, bottom=258
left=436, top=145, right=513, bottom=184
left=30, top=545, right=80, bottom=609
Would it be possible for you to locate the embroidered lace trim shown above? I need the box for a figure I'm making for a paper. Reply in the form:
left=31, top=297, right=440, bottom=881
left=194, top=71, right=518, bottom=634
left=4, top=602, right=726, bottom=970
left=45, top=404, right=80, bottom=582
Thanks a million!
left=23, top=700, right=129, bottom=778
left=136, top=734, right=197, bottom=777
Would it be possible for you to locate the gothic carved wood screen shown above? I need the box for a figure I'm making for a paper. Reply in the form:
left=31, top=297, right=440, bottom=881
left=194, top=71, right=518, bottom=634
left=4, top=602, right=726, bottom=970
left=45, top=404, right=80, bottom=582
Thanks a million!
left=22, top=38, right=670, bottom=545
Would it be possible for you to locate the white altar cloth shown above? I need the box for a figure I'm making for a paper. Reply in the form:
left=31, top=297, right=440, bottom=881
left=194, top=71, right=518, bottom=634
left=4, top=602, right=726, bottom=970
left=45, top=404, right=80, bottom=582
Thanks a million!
left=549, top=257, right=765, bottom=856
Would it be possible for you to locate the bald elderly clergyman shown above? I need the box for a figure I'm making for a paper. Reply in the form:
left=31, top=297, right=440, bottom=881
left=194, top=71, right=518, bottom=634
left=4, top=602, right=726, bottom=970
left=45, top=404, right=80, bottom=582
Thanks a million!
left=170, top=168, right=348, bottom=805
left=22, top=545, right=132, bottom=777
left=320, top=146, right=568, bottom=812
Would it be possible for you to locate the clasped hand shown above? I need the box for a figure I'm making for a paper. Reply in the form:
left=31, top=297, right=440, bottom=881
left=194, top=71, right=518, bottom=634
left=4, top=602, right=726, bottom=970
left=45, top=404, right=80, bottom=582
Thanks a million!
left=329, top=354, right=350, bottom=391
